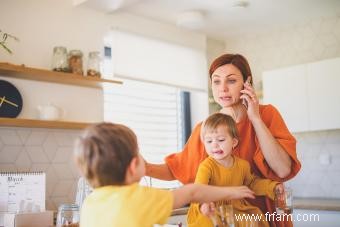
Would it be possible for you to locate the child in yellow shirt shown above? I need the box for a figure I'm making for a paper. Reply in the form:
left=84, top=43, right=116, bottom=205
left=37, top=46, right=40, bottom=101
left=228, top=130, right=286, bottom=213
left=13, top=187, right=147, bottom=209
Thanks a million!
left=187, top=113, right=282, bottom=227
left=74, top=122, right=255, bottom=227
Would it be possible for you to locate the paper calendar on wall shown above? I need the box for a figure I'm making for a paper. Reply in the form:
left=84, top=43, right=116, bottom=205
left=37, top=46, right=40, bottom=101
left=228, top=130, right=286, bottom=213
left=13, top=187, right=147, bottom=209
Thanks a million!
left=0, top=172, right=45, bottom=212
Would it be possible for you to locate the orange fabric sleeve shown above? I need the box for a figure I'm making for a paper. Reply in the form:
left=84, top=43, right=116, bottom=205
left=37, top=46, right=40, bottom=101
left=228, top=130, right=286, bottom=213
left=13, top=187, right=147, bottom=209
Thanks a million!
left=242, top=159, right=278, bottom=200
left=165, top=123, right=207, bottom=184
left=253, top=105, right=301, bottom=182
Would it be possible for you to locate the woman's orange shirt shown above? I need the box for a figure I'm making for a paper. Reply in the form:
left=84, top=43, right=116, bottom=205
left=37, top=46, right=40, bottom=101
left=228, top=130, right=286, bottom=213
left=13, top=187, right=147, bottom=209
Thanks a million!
left=165, top=104, right=301, bottom=227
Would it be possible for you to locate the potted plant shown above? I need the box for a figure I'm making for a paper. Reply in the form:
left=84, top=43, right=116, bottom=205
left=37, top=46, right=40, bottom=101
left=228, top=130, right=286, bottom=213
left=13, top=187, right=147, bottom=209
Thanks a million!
left=0, top=30, right=19, bottom=54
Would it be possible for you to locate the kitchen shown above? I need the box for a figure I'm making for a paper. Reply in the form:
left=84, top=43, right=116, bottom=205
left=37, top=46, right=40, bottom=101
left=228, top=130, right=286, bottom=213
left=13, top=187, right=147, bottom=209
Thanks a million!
left=1, top=0, right=340, bottom=226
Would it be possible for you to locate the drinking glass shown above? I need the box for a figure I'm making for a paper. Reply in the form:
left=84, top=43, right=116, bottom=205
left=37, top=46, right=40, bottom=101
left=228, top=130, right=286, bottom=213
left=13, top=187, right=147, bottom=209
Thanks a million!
left=56, top=203, right=79, bottom=227
left=238, top=219, right=258, bottom=227
left=215, top=204, right=235, bottom=227
left=75, top=177, right=92, bottom=209
left=275, top=187, right=293, bottom=215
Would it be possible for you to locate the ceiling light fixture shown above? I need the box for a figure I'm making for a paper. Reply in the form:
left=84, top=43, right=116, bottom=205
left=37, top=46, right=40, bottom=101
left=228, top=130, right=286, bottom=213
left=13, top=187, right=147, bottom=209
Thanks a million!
left=176, top=10, right=205, bottom=30
left=232, top=0, right=249, bottom=9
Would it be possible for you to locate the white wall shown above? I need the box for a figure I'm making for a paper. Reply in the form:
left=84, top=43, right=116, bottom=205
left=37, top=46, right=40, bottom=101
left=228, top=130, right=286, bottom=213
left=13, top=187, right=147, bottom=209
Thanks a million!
left=206, top=38, right=226, bottom=113
left=190, top=91, right=209, bottom=127
left=0, top=0, right=207, bottom=68
left=224, top=15, right=340, bottom=198
left=110, top=30, right=208, bottom=90
left=0, top=0, right=209, bottom=122
left=225, top=15, right=340, bottom=90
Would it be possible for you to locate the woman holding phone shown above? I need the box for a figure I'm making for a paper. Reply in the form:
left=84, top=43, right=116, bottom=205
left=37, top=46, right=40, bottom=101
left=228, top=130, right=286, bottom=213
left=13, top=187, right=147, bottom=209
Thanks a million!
left=145, top=53, right=301, bottom=227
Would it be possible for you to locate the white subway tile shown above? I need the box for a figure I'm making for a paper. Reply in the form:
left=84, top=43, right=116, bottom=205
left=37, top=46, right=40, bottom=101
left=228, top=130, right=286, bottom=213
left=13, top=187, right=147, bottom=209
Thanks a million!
left=0, top=129, right=22, bottom=145
left=52, top=180, right=74, bottom=197
left=52, top=163, right=74, bottom=180
left=53, top=147, right=73, bottom=163
left=26, top=146, right=49, bottom=163
left=0, top=164, right=17, bottom=172
left=16, top=129, right=32, bottom=144
left=43, top=134, right=58, bottom=161
left=46, top=166, right=59, bottom=197
left=0, top=145, right=23, bottom=163
left=14, top=151, right=32, bottom=171
left=25, top=131, right=48, bottom=146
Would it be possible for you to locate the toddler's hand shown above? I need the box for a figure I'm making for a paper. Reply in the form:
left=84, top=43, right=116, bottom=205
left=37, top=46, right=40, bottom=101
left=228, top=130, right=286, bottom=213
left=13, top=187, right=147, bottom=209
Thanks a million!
left=200, top=202, right=216, bottom=217
left=274, top=183, right=284, bottom=194
left=229, top=186, right=255, bottom=200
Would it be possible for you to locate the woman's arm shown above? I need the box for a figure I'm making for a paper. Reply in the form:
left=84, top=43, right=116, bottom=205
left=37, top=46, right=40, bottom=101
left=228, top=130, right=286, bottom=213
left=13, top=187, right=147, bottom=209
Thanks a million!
left=241, top=83, right=292, bottom=178
left=172, top=184, right=255, bottom=209
left=145, top=123, right=206, bottom=183
left=242, top=160, right=279, bottom=200
left=251, top=118, right=292, bottom=178
left=145, top=162, right=175, bottom=181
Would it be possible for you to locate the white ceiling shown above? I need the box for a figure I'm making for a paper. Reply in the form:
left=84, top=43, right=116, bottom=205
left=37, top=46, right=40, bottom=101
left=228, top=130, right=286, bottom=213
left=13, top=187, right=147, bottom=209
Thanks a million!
left=76, top=0, right=340, bottom=40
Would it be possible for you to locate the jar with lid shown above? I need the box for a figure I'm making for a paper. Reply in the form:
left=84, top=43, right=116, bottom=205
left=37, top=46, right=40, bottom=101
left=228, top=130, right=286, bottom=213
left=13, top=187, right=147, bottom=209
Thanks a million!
left=56, top=204, right=80, bottom=227
left=68, top=50, right=83, bottom=75
left=87, top=51, right=101, bottom=78
left=52, top=46, right=68, bottom=72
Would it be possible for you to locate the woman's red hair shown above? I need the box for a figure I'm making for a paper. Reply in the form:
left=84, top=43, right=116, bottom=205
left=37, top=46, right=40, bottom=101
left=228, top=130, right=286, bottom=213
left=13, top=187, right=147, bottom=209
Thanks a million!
left=209, top=54, right=253, bottom=85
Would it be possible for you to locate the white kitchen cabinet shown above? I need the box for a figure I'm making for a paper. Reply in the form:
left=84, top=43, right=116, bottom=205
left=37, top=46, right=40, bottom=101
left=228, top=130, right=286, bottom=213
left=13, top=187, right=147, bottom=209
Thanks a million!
left=263, top=64, right=309, bottom=132
left=307, top=58, right=340, bottom=131
left=263, top=57, right=340, bottom=132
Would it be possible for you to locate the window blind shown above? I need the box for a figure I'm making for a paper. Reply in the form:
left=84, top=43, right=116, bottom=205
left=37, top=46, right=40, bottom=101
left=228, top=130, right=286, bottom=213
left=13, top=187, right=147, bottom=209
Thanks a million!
left=103, top=79, right=183, bottom=189
left=110, top=29, right=208, bottom=90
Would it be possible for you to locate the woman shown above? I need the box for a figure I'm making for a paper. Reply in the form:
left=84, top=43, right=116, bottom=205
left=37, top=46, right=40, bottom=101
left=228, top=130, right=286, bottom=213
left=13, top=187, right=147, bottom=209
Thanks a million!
left=145, top=54, right=301, bottom=227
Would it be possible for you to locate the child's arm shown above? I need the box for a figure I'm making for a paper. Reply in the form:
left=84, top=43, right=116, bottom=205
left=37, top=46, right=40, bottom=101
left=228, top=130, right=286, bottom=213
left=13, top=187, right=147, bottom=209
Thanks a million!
left=172, top=184, right=255, bottom=209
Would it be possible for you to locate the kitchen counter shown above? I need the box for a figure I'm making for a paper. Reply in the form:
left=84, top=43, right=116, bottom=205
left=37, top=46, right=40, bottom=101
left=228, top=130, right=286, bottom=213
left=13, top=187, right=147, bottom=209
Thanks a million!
left=171, top=206, right=189, bottom=216
left=170, top=198, right=340, bottom=216
left=294, top=198, right=340, bottom=211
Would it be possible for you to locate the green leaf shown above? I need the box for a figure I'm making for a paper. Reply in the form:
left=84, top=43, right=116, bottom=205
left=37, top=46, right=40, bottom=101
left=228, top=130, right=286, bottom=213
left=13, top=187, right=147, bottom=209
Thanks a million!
left=0, top=42, right=12, bottom=54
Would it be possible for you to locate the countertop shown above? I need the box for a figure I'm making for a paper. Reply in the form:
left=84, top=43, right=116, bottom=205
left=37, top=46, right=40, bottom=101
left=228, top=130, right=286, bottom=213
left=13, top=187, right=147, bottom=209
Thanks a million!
left=294, top=198, right=340, bottom=211
left=170, top=198, right=340, bottom=216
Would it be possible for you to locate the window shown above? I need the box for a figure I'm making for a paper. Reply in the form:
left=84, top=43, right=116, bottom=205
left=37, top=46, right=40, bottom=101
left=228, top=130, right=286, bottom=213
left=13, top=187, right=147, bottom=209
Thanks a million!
left=102, top=30, right=209, bottom=188
left=103, top=79, right=184, bottom=189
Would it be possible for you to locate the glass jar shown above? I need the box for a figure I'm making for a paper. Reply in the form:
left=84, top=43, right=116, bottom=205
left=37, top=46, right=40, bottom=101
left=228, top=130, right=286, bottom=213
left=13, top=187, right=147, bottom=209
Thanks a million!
left=87, top=51, right=101, bottom=78
left=68, top=50, right=83, bottom=75
left=56, top=204, right=80, bottom=227
left=52, top=46, right=68, bottom=72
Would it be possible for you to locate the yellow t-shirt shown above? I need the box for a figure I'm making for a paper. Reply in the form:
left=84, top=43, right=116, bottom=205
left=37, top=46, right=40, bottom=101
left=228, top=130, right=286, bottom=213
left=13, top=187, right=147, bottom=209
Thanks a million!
left=187, top=156, right=278, bottom=227
left=80, top=183, right=173, bottom=227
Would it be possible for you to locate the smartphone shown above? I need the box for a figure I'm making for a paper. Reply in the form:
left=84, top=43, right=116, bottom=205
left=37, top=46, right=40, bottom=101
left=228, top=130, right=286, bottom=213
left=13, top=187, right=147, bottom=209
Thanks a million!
left=242, top=77, right=251, bottom=109
left=242, top=96, right=248, bottom=109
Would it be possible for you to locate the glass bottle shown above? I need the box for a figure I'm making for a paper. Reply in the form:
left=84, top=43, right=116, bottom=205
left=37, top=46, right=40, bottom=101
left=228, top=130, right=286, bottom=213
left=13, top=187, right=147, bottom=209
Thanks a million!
left=68, top=50, right=83, bottom=75
left=52, top=46, right=68, bottom=72
left=56, top=204, right=80, bottom=227
left=75, top=177, right=92, bottom=209
left=87, top=51, right=101, bottom=78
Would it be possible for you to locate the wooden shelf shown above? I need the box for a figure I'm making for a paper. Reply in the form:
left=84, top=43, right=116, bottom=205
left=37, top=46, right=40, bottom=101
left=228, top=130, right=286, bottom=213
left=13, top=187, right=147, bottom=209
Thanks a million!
left=0, top=118, right=93, bottom=129
left=0, top=62, right=122, bottom=88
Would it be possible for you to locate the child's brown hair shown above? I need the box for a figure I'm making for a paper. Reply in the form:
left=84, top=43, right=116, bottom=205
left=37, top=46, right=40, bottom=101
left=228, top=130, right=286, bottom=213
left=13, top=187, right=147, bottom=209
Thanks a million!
left=202, top=113, right=239, bottom=140
left=74, top=122, right=138, bottom=188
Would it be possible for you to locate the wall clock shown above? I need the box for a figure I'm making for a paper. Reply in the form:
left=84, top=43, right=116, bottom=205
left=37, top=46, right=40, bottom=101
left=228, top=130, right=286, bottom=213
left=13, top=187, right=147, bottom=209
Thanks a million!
left=0, top=80, right=23, bottom=118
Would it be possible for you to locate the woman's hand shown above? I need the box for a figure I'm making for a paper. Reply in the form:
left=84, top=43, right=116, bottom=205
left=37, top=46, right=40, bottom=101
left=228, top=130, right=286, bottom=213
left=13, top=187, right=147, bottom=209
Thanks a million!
left=240, top=77, right=260, bottom=122
left=200, top=202, right=216, bottom=217
left=274, top=183, right=284, bottom=194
